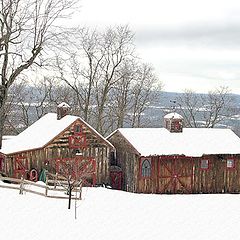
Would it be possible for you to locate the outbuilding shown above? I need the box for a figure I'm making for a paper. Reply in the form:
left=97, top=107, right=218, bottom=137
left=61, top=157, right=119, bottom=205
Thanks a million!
left=108, top=113, right=240, bottom=194
left=0, top=103, right=114, bottom=185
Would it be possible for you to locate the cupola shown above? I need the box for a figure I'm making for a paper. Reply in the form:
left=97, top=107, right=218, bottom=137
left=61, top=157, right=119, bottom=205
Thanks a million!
left=57, top=102, right=70, bottom=120
left=164, top=112, right=183, bottom=133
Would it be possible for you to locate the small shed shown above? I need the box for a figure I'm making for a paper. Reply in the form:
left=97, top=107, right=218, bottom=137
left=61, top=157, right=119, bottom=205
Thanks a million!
left=0, top=103, right=114, bottom=185
left=107, top=113, right=240, bottom=194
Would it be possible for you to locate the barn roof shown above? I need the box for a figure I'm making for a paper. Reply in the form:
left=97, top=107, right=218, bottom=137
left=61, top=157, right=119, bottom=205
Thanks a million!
left=108, top=128, right=240, bottom=157
left=1, top=113, right=113, bottom=155
left=164, top=112, right=183, bottom=119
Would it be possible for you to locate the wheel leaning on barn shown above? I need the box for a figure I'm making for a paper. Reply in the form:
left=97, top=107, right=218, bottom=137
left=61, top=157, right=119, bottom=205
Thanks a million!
left=29, top=169, right=38, bottom=182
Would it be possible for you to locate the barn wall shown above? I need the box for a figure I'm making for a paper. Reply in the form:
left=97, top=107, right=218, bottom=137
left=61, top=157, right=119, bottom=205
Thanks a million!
left=137, top=156, right=159, bottom=193
left=108, top=132, right=139, bottom=192
left=5, top=119, right=112, bottom=184
left=0, top=153, right=5, bottom=174
left=109, top=132, right=240, bottom=194
left=5, top=149, right=44, bottom=178
left=192, top=155, right=240, bottom=193
left=137, top=155, right=240, bottom=194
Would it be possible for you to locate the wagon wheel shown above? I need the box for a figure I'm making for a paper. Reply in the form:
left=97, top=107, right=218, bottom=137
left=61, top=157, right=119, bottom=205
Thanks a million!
left=29, top=169, right=38, bottom=182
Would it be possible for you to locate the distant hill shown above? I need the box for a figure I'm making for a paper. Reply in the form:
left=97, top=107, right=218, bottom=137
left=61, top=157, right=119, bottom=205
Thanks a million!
left=6, top=89, right=240, bottom=136
left=141, top=91, right=240, bottom=136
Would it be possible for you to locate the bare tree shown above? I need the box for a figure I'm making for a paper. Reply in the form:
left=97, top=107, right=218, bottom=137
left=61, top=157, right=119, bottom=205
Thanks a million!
left=55, top=28, right=104, bottom=123
left=108, top=60, right=135, bottom=130
left=94, top=26, right=135, bottom=133
left=57, top=158, right=96, bottom=210
left=130, top=63, right=159, bottom=127
left=5, top=24, right=161, bottom=136
left=108, top=61, right=161, bottom=130
left=55, top=25, right=136, bottom=134
left=177, top=86, right=236, bottom=128
left=0, top=0, right=76, bottom=148
left=202, top=87, right=235, bottom=127
left=177, top=90, right=200, bottom=127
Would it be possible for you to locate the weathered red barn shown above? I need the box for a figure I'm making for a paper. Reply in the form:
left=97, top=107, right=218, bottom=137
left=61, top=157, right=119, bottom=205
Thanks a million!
left=108, top=113, right=240, bottom=194
left=0, top=103, right=114, bottom=185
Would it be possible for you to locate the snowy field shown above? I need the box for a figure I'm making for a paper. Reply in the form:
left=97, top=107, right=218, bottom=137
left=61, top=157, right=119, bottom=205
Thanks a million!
left=1, top=185, right=240, bottom=240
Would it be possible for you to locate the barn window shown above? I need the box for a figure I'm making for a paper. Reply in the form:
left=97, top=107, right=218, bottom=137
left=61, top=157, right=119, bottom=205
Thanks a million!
left=141, top=159, right=151, bottom=177
left=200, top=159, right=209, bottom=170
left=75, top=149, right=83, bottom=156
left=74, top=125, right=81, bottom=133
left=227, top=159, right=235, bottom=169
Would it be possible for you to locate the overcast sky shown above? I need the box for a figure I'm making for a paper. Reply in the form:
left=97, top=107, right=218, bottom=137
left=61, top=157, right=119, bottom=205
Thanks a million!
left=72, top=0, right=240, bottom=94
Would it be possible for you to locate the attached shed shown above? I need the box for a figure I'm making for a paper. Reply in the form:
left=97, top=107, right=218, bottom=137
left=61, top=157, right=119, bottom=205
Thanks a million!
left=0, top=103, right=114, bottom=185
left=107, top=113, right=240, bottom=194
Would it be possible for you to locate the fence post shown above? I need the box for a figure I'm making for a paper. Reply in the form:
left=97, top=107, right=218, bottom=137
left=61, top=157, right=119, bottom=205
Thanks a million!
left=54, top=173, right=58, bottom=189
left=19, top=176, right=24, bottom=195
left=45, top=173, right=48, bottom=197
left=79, top=182, right=82, bottom=200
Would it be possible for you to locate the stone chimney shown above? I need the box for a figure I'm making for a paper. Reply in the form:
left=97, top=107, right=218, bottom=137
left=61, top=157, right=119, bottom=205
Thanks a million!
left=57, top=102, right=70, bottom=120
left=164, top=112, right=183, bottom=133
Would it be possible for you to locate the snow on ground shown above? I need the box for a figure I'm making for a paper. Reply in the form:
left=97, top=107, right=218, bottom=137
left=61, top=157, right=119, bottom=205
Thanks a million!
left=1, top=186, right=240, bottom=240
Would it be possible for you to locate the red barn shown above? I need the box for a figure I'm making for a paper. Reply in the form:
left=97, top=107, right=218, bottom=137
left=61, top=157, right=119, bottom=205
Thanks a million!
left=108, top=113, right=240, bottom=194
left=0, top=103, right=114, bottom=185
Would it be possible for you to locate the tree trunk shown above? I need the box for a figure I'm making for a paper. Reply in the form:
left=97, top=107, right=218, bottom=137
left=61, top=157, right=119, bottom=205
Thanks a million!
left=0, top=112, right=4, bottom=149
left=0, top=86, right=7, bottom=149
left=68, top=185, right=72, bottom=209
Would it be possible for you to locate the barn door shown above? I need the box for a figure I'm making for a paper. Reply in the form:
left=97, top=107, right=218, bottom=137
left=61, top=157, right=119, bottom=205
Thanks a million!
left=110, top=171, right=122, bottom=190
left=158, top=157, right=193, bottom=194
left=76, top=157, right=96, bottom=186
left=55, top=157, right=96, bottom=186
left=14, top=155, right=28, bottom=178
left=0, top=155, right=3, bottom=172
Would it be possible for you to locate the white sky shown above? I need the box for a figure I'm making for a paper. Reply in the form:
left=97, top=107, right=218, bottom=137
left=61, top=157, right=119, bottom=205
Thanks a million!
left=71, top=0, right=240, bottom=94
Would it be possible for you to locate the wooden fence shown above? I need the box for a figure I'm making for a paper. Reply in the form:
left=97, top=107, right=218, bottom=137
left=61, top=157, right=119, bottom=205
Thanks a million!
left=0, top=176, right=82, bottom=200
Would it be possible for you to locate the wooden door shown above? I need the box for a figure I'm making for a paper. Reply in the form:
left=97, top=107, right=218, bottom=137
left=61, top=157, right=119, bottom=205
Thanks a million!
left=0, top=156, right=3, bottom=172
left=158, top=157, right=193, bottom=194
left=110, top=171, right=122, bottom=190
left=14, top=155, right=28, bottom=178
left=55, top=156, right=96, bottom=186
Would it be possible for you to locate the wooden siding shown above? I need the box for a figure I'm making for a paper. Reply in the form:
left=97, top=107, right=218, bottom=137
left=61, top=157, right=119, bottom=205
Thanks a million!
left=108, top=132, right=240, bottom=194
left=4, top=119, right=112, bottom=184
left=108, top=131, right=138, bottom=192
left=137, top=155, right=240, bottom=194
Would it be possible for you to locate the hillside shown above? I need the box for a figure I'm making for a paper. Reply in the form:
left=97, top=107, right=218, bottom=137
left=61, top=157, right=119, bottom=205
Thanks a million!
left=4, top=90, right=240, bottom=136
left=1, top=185, right=240, bottom=240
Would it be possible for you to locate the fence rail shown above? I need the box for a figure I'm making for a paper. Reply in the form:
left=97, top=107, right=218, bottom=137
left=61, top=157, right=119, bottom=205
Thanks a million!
left=0, top=176, right=82, bottom=200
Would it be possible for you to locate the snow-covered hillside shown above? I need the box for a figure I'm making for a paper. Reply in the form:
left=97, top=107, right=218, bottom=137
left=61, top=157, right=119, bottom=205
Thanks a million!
left=1, top=185, right=239, bottom=240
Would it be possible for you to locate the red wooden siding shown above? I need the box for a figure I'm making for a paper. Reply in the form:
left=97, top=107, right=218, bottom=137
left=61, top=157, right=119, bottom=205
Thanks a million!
left=0, top=154, right=4, bottom=172
left=3, top=119, right=112, bottom=185
left=136, top=155, right=240, bottom=194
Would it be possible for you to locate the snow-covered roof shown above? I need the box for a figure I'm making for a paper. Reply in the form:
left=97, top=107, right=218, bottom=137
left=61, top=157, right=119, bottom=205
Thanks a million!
left=1, top=113, right=113, bottom=155
left=109, top=128, right=240, bottom=157
left=2, top=135, right=16, bottom=141
left=57, top=102, right=70, bottom=108
left=164, top=112, right=183, bottom=119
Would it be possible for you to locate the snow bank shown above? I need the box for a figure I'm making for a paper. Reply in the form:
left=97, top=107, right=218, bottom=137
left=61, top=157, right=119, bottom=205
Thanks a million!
left=1, top=186, right=240, bottom=240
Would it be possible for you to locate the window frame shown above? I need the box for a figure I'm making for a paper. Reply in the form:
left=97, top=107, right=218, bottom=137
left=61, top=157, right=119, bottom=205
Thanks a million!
left=74, top=124, right=82, bottom=134
left=226, top=158, right=235, bottom=169
left=140, top=158, right=152, bottom=178
left=200, top=159, right=210, bottom=170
